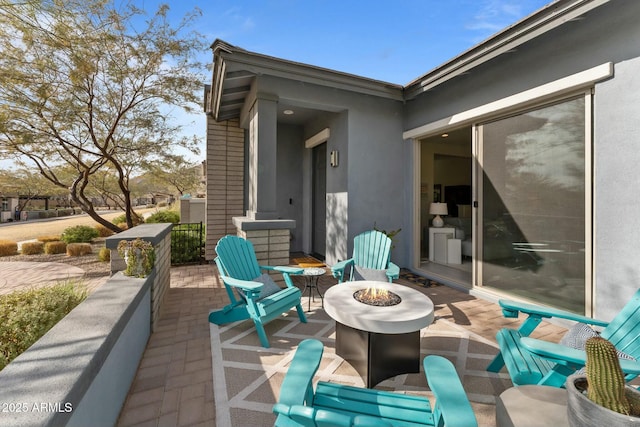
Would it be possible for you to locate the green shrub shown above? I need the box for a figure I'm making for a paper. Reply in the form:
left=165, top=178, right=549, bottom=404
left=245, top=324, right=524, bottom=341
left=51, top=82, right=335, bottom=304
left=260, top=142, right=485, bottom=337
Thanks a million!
left=146, top=210, right=180, bottom=224
left=97, top=247, right=111, bottom=262
left=0, top=282, right=87, bottom=371
left=0, top=240, right=18, bottom=257
left=60, top=225, right=99, bottom=244
left=39, top=210, right=56, bottom=219
left=21, top=241, right=44, bottom=255
left=66, top=243, right=92, bottom=256
left=112, top=212, right=144, bottom=227
left=170, top=223, right=204, bottom=264
left=112, top=213, right=126, bottom=225
left=44, top=241, right=67, bottom=255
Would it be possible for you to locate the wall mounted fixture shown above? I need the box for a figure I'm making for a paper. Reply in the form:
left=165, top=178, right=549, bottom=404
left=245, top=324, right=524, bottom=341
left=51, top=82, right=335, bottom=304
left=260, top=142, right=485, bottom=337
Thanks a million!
left=330, top=150, right=339, bottom=167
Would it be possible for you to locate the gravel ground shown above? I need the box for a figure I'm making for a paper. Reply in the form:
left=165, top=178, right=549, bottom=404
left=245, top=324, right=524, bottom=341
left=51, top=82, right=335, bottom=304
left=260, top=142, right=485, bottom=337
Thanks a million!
left=0, top=240, right=112, bottom=279
left=0, top=209, right=155, bottom=242
left=0, top=209, right=156, bottom=282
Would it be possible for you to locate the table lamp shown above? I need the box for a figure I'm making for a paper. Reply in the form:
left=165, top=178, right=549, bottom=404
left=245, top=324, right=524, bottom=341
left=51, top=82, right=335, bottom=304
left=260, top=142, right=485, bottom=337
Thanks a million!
left=429, top=202, right=448, bottom=227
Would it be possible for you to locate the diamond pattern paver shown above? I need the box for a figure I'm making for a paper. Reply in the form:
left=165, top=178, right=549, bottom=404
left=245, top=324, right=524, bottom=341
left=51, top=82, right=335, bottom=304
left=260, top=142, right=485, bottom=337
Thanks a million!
left=116, top=263, right=567, bottom=427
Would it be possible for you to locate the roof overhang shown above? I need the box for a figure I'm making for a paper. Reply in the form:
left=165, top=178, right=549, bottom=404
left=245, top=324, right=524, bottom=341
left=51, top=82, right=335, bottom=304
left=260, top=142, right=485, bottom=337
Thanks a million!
left=207, top=39, right=404, bottom=122
left=207, top=0, right=611, bottom=122
left=404, top=0, right=611, bottom=99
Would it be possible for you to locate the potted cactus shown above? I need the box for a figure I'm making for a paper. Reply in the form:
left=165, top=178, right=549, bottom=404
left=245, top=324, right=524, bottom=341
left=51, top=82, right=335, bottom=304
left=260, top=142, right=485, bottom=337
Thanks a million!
left=566, top=336, right=640, bottom=426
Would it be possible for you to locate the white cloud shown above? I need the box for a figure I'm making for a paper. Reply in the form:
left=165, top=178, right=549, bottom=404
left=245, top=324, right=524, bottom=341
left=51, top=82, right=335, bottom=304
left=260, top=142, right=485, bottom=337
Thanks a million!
left=221, top=7, right=255, bottom=32
left=467, top=0, right=529, bottom=35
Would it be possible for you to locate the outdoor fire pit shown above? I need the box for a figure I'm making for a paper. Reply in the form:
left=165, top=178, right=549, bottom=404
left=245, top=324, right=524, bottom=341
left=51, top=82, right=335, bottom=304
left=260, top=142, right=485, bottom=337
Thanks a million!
left=324, top=281, right=434, bottom=388
left=353, top=287, right=401, bottom=306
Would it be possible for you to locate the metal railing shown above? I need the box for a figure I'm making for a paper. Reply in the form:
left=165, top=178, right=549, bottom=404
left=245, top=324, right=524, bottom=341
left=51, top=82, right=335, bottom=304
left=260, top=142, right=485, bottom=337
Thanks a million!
left=170, top=222, right=204, bottom=265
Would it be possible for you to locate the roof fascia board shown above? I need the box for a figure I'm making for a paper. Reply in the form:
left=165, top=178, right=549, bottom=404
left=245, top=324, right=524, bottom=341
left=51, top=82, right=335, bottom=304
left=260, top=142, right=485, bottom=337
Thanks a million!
left=405, top=0, right=610, bottom=98
left=218, top=49, right=404, bottom=101
left=211, top=59, right=226, bottom=121
left=239, top=80, right=259, bottom=129
left=403, top=62, right=612, bottom=140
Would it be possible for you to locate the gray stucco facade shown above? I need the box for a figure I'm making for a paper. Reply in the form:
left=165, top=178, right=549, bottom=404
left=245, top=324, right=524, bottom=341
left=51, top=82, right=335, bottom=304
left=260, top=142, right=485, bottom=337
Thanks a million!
left=205, top=0, right=640, bottom=319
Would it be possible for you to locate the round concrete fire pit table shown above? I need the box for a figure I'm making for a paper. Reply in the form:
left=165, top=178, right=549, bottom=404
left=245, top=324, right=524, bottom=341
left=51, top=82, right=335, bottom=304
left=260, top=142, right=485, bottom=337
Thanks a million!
left=324, top=281, right=434, bottom=388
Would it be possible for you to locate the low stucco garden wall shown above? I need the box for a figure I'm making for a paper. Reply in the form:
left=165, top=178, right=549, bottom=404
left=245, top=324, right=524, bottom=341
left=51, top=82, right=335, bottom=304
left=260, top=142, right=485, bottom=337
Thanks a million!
left=0, top=223, right=172, bottom=427
left=0, top=272, right=152, bottom=427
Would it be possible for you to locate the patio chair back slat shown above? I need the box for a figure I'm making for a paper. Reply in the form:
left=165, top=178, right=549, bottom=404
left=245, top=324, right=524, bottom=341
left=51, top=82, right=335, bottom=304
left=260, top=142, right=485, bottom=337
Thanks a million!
left=488, top=288, right=640, bottom=387
left=209, top=235, right=307, bottom=348
left=274, top=339, right=478, bottom=427
left=331, top=230, right=400, bottom=283
left=602, top=290, right=640, bottom=357
left=353, top=230, right=391, bottom=269
left=215, top=236, right=262, bottom=280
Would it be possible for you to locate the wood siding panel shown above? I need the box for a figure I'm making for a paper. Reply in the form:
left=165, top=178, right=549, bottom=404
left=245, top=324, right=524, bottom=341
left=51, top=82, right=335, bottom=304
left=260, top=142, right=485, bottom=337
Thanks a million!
left=205, top=117, right=245, bottom=259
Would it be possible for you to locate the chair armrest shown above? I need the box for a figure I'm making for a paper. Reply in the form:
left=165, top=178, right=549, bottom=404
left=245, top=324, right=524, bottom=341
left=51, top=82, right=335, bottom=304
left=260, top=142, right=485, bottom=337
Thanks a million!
left=222, top=276, right=263, bottom=293
left=424, top=355, right=477, bottom=427
left=278, top=339, right=324, bottom=407
left=386, top=262, right=400, bottom=281
left=520, top=337, right=587, bottom=365
left=499, top=299, right=609, bottom=327
left=331, top=258, right=354, bottom=279
left=520, top=338, right=640, bottom=376
left=262, top=265, right=304, bottom=275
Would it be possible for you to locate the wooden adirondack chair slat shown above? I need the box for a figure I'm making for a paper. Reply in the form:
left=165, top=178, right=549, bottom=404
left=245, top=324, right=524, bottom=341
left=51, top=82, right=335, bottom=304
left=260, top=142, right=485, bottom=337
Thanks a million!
left=209, top=235, right=306, bottom=348
left=331, top=230, right=399, bottom=283
left=488, top=288, right=640, bottom=387
left=274, top=339, right=477, bottom=427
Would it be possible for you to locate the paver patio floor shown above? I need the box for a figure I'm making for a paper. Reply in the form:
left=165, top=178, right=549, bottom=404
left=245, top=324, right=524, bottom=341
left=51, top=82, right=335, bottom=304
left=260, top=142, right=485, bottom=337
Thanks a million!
left=116, top=263, right=567, bottom=427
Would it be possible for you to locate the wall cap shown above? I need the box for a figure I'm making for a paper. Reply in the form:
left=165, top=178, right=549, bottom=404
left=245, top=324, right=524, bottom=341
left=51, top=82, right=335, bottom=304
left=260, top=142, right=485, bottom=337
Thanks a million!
left=105, top=223, right=173, bottom=249
left=232, top=216, right=296, bottom=230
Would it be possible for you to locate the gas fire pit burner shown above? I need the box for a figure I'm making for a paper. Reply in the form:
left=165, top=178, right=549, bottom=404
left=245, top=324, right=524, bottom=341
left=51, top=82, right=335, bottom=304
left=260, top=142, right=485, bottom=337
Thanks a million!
left=353, top=288, right=401, bottom=307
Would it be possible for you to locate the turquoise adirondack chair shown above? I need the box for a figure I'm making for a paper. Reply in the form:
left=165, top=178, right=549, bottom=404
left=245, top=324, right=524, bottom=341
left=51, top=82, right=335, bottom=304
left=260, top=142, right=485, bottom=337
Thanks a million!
left=209, top=235, right=307, bottom=348
left=487, top=289, right=640, bottom=387
left=273, top=339, right=477, bottom=427
left=331, top=230, right=400, bottom=283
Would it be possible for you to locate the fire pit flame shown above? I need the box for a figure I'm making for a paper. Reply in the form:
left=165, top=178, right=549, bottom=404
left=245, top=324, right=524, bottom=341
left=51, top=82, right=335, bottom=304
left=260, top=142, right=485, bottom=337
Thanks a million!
left=353, top=287, right=402, bottom=307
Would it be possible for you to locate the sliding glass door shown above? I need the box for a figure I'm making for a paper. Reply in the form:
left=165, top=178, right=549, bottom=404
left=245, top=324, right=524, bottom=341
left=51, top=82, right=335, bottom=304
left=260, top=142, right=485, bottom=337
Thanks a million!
left=478, top=95, right=590, bottom=314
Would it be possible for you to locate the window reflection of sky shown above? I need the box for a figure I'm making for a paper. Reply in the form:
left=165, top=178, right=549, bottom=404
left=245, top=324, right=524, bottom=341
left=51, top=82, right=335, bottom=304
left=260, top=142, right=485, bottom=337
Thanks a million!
left=481, top=97, right=586, bottom=313
left=505, top=99, right=585, bottom=191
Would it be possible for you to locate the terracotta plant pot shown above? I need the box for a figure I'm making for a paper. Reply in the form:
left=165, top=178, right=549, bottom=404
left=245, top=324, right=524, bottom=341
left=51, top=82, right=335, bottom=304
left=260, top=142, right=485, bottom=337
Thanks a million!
left=566, top=374, right=640, bottom=427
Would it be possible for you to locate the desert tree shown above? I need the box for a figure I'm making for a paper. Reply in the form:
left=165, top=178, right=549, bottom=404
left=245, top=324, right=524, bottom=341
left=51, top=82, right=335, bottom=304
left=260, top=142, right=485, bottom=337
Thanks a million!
left=0, top=167, right=68, bottom=211
left=142, top=154, right=203, bottom=197
left=0, top=0, right=205, bottom=231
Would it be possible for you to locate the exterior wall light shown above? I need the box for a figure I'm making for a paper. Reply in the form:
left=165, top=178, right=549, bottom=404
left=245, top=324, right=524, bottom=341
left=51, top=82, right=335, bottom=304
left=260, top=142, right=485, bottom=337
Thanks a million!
left=330, top=150, right=339, bottom=167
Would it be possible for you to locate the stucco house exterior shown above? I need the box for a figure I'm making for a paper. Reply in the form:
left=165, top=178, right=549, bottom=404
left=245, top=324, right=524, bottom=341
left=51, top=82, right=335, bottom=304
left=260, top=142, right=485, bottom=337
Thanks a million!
left=204, top=0, right=640, bottom=321
left=0, top=196, right=20, bottom=222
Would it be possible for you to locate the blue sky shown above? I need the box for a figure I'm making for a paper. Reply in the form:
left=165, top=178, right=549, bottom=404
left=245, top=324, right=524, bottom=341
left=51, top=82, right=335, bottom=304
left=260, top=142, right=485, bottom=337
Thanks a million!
left=142, top=0, right=552, bottom=162
left=2, top=1, right=552, bottom=170
left=153, top=0, right=552, bottom=84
